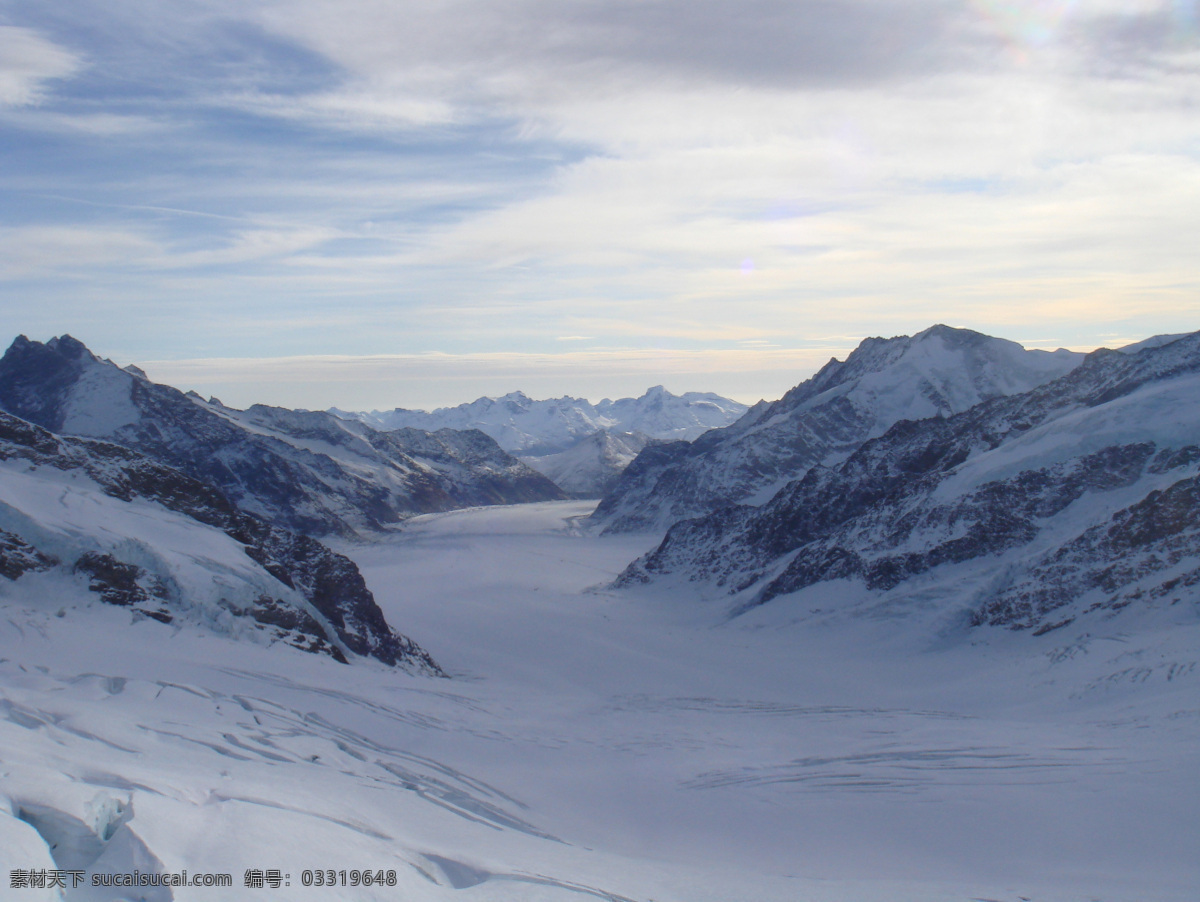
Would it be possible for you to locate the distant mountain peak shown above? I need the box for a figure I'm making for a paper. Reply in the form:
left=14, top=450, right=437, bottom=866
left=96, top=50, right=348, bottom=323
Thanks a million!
left=43, top=334, right=93, bottom=358
left=913, top=323, right=985, bottom=341
left=334, top=388, right=747, bottom=456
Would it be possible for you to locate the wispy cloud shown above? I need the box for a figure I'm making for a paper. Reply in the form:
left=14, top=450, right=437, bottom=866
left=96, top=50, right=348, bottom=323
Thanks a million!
left=1, top=1, right=1198, bottom=407
left=0, top=225, right=157, bottom=276
left=0, top=26, right=80, bottom=107
left=136, top=345, right=864, bottom=410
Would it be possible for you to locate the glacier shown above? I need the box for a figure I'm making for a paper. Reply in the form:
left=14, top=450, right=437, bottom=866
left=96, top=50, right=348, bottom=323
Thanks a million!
left=0, top=326, right=1197, bottom=901
left=0, top=500, right=1196, bottom=900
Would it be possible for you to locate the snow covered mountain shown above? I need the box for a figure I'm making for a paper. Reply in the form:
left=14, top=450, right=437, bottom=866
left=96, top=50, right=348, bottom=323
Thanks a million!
left=619, top=331, right=1200, bottom=636
left=0, top=409, right=439, bottom=671
left=334, top=386, right=748, bottom=455
left=0, top=336, right=564, bottom=538
left=593, top=325, right=1084, bottom=534
left=520, top=429, right=650, bottom=498
left=1, top=355, right=1196, bottom=900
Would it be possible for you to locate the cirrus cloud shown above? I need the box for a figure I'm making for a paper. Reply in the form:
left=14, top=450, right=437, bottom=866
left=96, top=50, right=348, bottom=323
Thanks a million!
left=0, top=25, right=80, bottom=107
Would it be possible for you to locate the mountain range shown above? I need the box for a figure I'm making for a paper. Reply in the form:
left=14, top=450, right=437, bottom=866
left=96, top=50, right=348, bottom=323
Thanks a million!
left=0, top=336, right=564, bottom=539
left=0, top=334, right=572, bottom=671
left=334, top=386, right=748, bottom=456
left=0, top=326, right=1195, bottom=901
left=2, top=326, right=1196, bottom=664
left=592, top=324, right=1084, bottom=534
left=334, top=386, right=749, bottom=498
left=617, top=329, right=1200, bottom=637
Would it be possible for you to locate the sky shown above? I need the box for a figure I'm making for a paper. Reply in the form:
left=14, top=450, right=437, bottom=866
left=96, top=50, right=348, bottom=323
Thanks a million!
left=2, top=0, right=1199, bottom=411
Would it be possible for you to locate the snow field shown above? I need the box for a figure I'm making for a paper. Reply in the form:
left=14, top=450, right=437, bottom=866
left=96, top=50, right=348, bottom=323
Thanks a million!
left=0, top=500, right=1197, bottom=900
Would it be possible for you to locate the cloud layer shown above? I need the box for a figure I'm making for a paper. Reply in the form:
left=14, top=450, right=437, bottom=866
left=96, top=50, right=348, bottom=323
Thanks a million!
left=1, top=0, right=1198, bottom=407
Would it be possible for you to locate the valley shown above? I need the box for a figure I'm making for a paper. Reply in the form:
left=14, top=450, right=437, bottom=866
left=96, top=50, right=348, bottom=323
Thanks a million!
left=2, top=500, right=1197, bottom=901
left=7, top=2, right=1199, bottom=896
left=2, top=328, right=1199, bottom=901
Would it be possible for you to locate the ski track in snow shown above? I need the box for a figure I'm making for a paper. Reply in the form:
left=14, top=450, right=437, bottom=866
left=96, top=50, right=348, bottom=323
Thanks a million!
left=0, top=500, right=1197, bottom=901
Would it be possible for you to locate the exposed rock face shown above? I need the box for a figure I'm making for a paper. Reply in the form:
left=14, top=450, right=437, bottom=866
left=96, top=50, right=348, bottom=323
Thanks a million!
left=593, top=325, right=1083, bottom=535
left=73, top=552, right=173, bottom=622
left=973, top=468, right=1200, bottom=633
left=0, top=409, right=441, bottom=672
left=0, top=336, right=564, bottom=539
left=0, top=529, right=59, bottom=580
left=617, top=332, right=1200, bottom=634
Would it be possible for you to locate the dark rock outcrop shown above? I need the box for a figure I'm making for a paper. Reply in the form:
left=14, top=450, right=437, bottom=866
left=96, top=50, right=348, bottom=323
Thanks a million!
left=0, top=528, right=59, bottom=580
left=73, top=552, right=174, bottom=623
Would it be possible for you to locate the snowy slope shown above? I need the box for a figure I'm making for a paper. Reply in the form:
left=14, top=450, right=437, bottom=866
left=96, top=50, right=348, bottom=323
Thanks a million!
left=620, top=331, right=1200, bottom=638
left=0, top=411, right=438, bottom=671
left=1, top=500, right=1196, bottom=901
left=334, top=386, right=747, bottom=455
left=215, top=404, right=566, bottom=517
left=0, top=336, right=564, bottom=538
left=595, top=386, right=747, bottom=445
left=593, top=325, right=1083, bottom=534
left=519, top=430, right=650, bottom=498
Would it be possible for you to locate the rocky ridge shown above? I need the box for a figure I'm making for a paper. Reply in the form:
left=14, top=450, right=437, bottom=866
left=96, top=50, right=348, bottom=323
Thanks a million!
left=593, top=325, right=1083, bottom=534
left=0, top=335, right=564, bottom=538
left=617, top=332, right=1200, bottom=635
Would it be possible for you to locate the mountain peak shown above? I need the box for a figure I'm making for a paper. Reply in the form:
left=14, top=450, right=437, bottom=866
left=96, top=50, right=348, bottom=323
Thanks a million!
left=0, top=334, right=118, bottom=434
left=43, top=334, right=95, bottom=359
left=911, top=323, right=993, bottom=348
left=915, top=323, right=971, bottom=338
left=3, top=334, right=102, bottom=371
left=337, top=389, right=747, bottom=455
left=617, top=326, right=1200, bottom=635
left=594, top=325, right=1086, bottom=535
